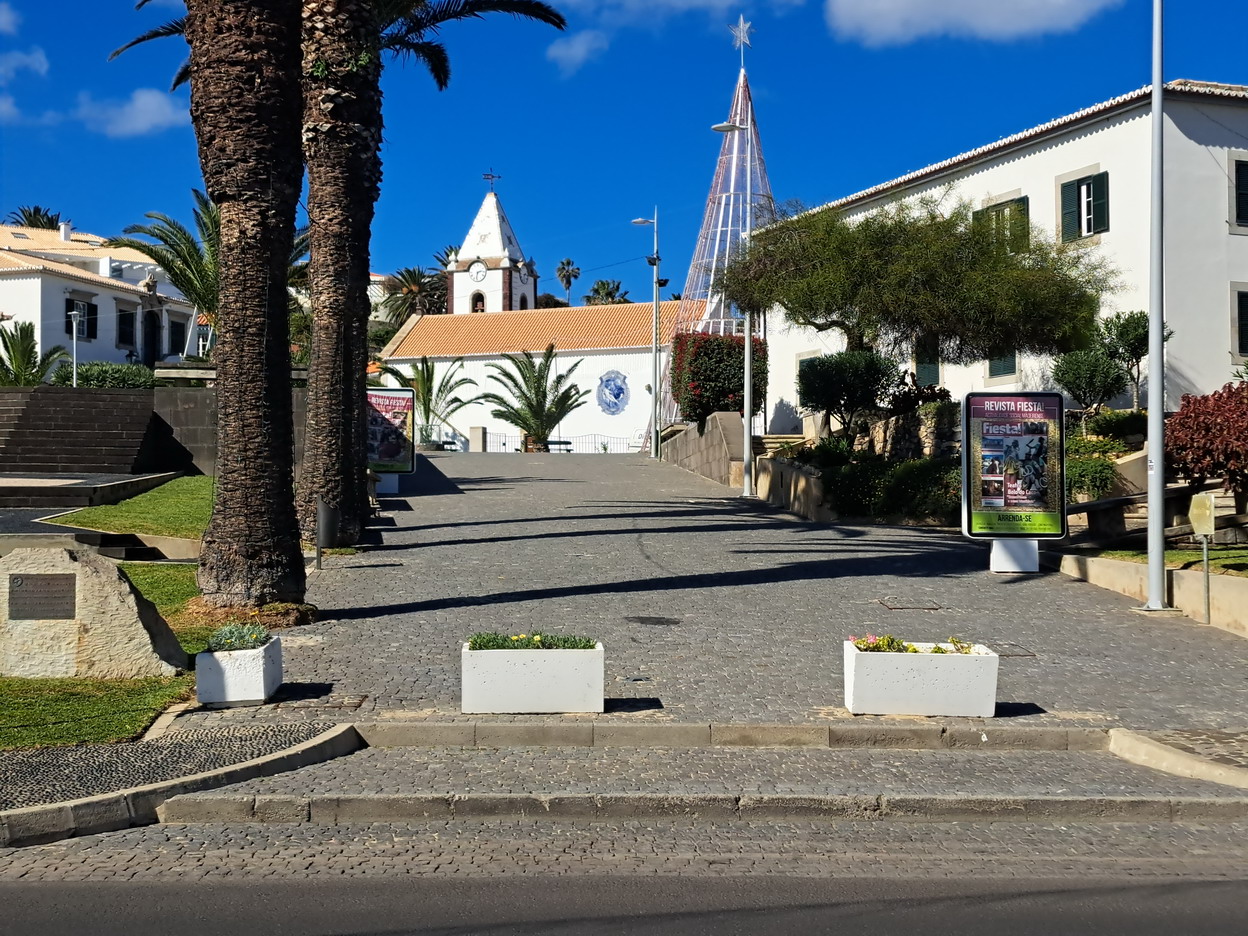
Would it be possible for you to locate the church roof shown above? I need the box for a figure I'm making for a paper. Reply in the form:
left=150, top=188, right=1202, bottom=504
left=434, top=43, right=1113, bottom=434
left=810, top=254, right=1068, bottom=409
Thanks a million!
left=383, top=300, right=691, bottom=360
left=455, top=192, right=527, bottom=266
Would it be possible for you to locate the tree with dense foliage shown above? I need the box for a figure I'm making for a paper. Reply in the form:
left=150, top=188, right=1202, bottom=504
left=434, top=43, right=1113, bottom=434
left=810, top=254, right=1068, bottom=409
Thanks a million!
left=5, top=206, right=66, bottom=229
left=1166, top=381, right=1248, bottom=497
left=1051, top=348, right=1128, bottom=429
left=535, top=292, right=568, bottom=308
left=478, top=343, right=588, bottom=449
left=379, top=356, right=482, bottom=442
left=555, top=258, right=580, bottom=304
left=721, top=197, right=1116, bottom=362
left=184, top=0, right=306, bottom=607
left=117, top=1, right=566, bottom=546
left=670, top=332, right=767, bottom=433
left=0, top=322, right=68, bottom=386
left=584, top=279, right=630, bottom=305
left=1099, top=309, right=1172, bottom=410
left=797, top=350, right=900, bottom=439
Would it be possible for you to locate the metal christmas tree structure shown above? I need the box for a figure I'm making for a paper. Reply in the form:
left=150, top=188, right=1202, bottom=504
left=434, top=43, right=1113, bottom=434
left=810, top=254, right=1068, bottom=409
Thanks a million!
left=660, top=18, right=776, bottom=428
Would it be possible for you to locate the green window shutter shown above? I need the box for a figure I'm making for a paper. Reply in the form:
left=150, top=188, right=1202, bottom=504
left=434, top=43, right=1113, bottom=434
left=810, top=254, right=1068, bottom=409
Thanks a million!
left=1060, top=181, right=1079, bottom=242
left=1091, top=172, right=1110, bottom=234
left=1239, top=292, right=1248, bottom=357
left=64, top=298, right=75, bottom=336
left=972, top=206, right=986, bottom=227
left=988, top=351, right=1017, bottom=379
left=85, top=303, right=98, bottom=340
left=1009, top=196, right=1030, bottom=251
left=915, top=335, right=940, bottom=386
left=1236, top=161, right=1248, bottom=227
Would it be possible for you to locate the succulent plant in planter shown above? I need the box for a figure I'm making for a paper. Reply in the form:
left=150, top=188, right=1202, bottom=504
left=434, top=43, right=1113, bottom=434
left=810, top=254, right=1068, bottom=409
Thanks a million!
left=462, top=632, right=603, bottom=714
left=196, top=623, right=283, bottom=708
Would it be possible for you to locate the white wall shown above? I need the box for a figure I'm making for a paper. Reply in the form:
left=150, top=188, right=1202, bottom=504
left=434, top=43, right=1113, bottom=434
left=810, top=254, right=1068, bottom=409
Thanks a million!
left=391, top=346, right=666, bottom=451
left=765, top=95, right=1248, bottom=424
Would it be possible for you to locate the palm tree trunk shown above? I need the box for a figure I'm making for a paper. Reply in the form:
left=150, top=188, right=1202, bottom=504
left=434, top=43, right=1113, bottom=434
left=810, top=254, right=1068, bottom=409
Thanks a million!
left=295, top=0, right=383, bottom=544
left=186, top=0, right=306, bottom=606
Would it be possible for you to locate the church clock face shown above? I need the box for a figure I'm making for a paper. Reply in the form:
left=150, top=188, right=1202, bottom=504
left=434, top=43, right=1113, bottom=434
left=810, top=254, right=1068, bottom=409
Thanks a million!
left=469, top=262, right=486, bottom=282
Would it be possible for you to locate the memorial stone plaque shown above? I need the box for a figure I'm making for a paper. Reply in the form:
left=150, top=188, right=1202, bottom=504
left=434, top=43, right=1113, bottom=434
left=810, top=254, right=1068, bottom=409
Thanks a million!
left=8, top=573, right=76, bottom=620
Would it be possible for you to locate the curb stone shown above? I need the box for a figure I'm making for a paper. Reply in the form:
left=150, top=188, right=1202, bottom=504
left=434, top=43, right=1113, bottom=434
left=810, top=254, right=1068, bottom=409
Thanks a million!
left=156, top=791, right=1248, bottom=825
left=0, top=725, right=362, bottom=848
left=1109, top=728, right=1248, bottom=791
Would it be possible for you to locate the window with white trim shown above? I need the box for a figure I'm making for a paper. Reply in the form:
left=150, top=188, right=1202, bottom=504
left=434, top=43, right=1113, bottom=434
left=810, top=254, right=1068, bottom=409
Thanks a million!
left=1060, top=172, right=1109, bottom=242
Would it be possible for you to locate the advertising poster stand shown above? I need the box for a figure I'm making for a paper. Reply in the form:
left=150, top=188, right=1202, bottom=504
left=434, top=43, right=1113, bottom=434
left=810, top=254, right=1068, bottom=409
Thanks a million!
left=366, top=387, right=417, bottom=495
left=962, top=391, right=1066, bottom=573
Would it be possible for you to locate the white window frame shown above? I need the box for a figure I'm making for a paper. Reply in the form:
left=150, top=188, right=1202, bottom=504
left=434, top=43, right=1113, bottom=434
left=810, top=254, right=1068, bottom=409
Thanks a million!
left=72, top=300, right=89, bottom=338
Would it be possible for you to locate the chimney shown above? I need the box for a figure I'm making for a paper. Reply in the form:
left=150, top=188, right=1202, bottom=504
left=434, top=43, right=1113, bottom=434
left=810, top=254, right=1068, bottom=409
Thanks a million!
left=59, top=222, right=72, bottom=242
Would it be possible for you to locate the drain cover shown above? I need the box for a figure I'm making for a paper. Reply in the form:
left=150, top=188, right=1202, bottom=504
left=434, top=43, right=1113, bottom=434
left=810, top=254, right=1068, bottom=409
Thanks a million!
left=878, top=597, right=941, bottom=610
left=625, top=616, right=681, bottom=627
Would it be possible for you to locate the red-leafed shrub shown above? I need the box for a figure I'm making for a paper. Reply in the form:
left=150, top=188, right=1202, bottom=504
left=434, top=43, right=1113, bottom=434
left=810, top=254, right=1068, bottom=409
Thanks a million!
left=1165, top=382, right=1248, bottom=492
left=671, top=331, right=767, bottom=433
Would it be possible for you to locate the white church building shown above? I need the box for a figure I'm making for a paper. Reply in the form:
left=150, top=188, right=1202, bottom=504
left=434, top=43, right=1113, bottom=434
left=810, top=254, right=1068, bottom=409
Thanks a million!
left=380, top=192, right=684, bottom=451
left=763, top=79, right=1248, bottom=430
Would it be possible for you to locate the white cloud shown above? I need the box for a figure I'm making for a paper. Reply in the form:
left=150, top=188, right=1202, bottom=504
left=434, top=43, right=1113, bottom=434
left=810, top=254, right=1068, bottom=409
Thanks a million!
left=824, top=0, right=1125, bottom=46
left=75, top=88, right=189, bottom=138
left=0, top=2, right=19, bottom=36
left=546, top=30, right=611, bottom=76
left=561, top=1, right=802, bottom=22
left=0, top=47, right=48, bottom=85
left=0, top=93, right=17, bottom=123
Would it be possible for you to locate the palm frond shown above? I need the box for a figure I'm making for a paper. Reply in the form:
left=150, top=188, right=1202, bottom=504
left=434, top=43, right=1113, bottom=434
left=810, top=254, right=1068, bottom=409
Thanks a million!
left=109, top=17, right=187, bottom=62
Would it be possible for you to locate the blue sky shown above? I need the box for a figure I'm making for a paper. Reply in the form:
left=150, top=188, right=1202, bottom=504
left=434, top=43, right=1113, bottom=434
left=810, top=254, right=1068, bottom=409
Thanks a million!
left=3, top=0, right=1248, bottom=303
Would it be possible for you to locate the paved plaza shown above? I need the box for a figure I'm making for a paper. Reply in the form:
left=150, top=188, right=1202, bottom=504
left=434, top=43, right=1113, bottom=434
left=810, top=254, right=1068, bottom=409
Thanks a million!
left=171, top=453, right=1248, bottom=730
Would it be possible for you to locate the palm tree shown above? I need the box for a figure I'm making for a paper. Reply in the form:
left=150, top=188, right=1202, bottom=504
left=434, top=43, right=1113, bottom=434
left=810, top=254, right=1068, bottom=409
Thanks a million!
left=584, top=279, right=630, bottom=305
left=0, top=322, right=68, bottom=386
left=184, top=0, right=306, bottom=607
left=5, top=206, right=66, bottom=229
left=380, top=266, right=447, bottom=325
left=555, top=258, right=579, bottom=305
left=116, top=1, right=566, bottom=546
left=379, top=356, right=482, bottom=443
left=478, top=343, right=589, bottom=451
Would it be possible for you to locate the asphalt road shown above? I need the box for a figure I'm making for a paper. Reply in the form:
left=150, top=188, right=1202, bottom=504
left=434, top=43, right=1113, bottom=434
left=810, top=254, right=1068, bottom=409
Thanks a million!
left=2, top=878, right=1245, bottom=935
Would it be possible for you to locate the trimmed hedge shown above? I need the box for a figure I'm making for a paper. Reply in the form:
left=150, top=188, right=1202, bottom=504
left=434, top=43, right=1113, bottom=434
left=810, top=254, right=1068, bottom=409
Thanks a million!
left=50, top=362, right=156, bottom=389
left=1086, top=408, right=1147, bottom=441
left=671, top=331, right=766, bottom=432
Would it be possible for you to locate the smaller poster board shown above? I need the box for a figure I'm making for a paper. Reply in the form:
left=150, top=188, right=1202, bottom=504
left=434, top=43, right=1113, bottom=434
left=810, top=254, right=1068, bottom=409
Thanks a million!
left=366, top=387, right=416, bottom=474
left=962, top=391, right=1067, bottom=540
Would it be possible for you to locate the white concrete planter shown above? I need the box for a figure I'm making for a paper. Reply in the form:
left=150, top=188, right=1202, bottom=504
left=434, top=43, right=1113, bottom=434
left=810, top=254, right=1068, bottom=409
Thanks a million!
left=195, top=636, right=283, bottom=707
left=843, top=640, right=998, bottom=717
left=461, top=642, right=604, bottom=714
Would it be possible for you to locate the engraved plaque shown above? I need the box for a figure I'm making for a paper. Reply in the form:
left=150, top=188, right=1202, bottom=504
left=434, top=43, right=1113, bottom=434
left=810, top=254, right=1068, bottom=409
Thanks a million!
left=8, top=573, right=77, bottom=620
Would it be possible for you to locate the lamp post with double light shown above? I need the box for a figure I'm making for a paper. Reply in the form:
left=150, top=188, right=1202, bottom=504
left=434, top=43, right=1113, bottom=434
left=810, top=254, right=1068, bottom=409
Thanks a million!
left=632, top=210, right=662, bottom=458
left=712, top=118, right=754, bottom=497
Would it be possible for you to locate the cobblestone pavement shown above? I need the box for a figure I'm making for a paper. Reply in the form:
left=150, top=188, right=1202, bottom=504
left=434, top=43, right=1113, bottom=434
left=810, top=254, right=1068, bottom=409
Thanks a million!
left=187, top=747, right=1236, bottom=799
left=170, top=454, right=1248, bottom=732
left=0, top=724, right=331, bottom=810
left=2, top=820, right=1246, bottom=880
left=1147, top=731, right=1248, bottom=770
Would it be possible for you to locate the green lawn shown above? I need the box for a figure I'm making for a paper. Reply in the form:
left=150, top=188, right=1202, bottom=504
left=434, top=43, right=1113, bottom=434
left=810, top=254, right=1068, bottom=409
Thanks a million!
left=46, top=475, right=214, bottom=539
left=0, top=562, right=206, bottom=751
left=1094, top=547, right=1248, bottom=578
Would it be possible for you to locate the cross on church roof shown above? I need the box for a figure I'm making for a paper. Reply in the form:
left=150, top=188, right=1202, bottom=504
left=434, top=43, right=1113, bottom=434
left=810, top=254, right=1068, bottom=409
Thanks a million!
left=482, top=168, right=503, bottom=191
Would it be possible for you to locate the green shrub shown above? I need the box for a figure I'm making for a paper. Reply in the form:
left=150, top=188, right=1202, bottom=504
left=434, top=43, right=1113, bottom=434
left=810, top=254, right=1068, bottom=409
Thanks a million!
left=1166, top=382, right=1248, bottom=492
left=467, top=632, right=597, bottom=650
left=798, top=350, right=899, bottom=436
left=1066, top=436, right=1130, bottom=459
left=671, top=332, right=767, bottom=432
left=50, top=361, right=156, bottom=389
left=1086, top=409, right=1147, bottom=441
left=874, top=457, right=961, bottom=523
left=206, top=623, right=271, bottom=652
left=822, top=455, right=892, bottom=517
left=888, top=381, right=953, bottom=415
left=1065, top=456, right=1120, bottom=500
left=1051, top=348, right=1128, bottom=413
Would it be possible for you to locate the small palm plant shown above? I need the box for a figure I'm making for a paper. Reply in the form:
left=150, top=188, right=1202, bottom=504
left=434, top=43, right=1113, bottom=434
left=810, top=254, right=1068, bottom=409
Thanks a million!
left=379, top=356, right=482, bottom=445
left=0, top=322, right=69, bottom=386
left=478, top=343, right=589, bottom=451
left=379, top=266, right=446, bottom=326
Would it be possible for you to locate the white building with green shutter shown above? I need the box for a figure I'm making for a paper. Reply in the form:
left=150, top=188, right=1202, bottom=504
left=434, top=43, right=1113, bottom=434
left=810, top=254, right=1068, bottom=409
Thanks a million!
left=762, top=79, right=1248, bottom=432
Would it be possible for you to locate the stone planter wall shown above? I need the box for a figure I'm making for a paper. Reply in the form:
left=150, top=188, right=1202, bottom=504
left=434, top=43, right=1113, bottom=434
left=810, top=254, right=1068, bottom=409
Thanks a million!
left=660, top=412, right=745, bottom=489
left=461, top=642, right=605, bottom=714
left=756, top=457, right=836, bottom=523
left=844, top=641, right=999, bottom=717
left=865, top=403, right=960, bottom=460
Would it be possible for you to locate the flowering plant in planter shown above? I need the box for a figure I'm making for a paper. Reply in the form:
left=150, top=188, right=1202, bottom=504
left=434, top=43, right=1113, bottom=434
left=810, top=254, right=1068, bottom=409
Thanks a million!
left=196, top=624, right=282, bottom=707
left=467, top=631, right=597, bottom=650
left=848, top=633, right=974, bottom=654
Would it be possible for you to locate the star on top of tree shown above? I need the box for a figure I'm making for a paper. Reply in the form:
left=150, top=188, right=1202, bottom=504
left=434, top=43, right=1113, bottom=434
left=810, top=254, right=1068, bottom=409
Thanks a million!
left=730, top=14, right=754, bottom=50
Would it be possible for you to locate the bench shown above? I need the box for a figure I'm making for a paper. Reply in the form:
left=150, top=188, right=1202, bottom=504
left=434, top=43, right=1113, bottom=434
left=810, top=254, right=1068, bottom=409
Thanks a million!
left=547, top=440, right=573, bottom=453
left=1065, top=483, right=1217, bottom=541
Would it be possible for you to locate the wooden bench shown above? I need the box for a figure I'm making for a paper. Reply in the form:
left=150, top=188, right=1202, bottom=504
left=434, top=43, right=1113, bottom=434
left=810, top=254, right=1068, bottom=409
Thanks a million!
left=1065, top=483, right=1215, bottom=541
left=547, top=440, right=573, bottom=453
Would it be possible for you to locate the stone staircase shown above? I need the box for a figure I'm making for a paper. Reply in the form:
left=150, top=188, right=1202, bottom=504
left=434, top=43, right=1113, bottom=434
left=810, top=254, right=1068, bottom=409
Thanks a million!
left=0, top=387, right=155, bottom=474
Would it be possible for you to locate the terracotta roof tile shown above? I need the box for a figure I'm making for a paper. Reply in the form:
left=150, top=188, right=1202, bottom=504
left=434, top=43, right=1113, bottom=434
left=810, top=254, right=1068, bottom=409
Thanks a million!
left=386, top=300, right=691, bottom=360
left=0, top=224, right=156, bottom=264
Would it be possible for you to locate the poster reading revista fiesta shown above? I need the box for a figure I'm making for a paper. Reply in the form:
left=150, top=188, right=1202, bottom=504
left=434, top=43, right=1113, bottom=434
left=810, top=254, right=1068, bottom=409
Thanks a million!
left=962, top=392, right=1066, bottom=539
left=366, top=388, right=416, bottom=474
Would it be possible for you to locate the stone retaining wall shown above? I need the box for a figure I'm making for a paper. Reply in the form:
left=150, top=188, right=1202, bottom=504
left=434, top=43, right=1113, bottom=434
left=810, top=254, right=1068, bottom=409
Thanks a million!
left=661, top=412, right=744, bottom=488
left=756, top=457, right=836, bottom=523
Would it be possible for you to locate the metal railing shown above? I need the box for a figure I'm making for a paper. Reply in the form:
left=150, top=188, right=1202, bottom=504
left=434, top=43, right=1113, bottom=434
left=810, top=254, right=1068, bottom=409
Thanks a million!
left=486, top=433, right=637, bottom=453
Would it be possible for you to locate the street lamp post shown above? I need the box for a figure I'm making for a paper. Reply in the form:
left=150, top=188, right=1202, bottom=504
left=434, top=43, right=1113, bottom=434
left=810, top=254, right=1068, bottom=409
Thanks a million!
left=712, top=117, right=754, bottom=497
left=68, top=306, right=80, bottom=388
left=632, top=211, right=661, bottom=458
